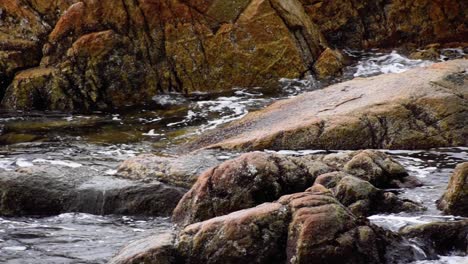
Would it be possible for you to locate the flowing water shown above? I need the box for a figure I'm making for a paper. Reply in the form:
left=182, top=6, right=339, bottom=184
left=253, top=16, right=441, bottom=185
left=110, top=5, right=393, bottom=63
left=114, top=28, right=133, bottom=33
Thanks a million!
left=0, top=50, right=467, bottom=263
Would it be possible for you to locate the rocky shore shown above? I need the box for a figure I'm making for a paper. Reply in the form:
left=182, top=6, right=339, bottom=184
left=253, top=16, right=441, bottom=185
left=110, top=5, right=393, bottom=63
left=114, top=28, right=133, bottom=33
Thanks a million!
left=0, top=0, right=467, bottom=263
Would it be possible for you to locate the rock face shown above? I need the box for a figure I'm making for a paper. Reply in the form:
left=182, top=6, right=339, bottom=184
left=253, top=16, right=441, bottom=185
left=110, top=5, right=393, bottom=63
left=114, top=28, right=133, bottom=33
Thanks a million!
left=0, top=165, right=186, bottom=216
left=0, top=0, right=333, bottom=111
left=437, top=162, right=468, bottom=216
left=1, top=0, right=466, bottom=112
left=172, top=150, right=421, bottom=226
left=188, top=60, right=468, bottom=151
left=302, top=0, right=467, bottom=49
left=0, top=0, right=78, bottom=96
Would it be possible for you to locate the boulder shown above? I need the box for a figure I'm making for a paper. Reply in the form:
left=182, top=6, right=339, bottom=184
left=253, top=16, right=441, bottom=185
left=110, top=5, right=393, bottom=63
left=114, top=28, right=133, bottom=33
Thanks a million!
left=0, top=165, right=186, bottom=216
left=126, top=187, right=424, bottom=264
left=172, top=150, right=417, bottom=226
left=437, top=162, right=468, bottom=216
left=400, top=220, right=468, bottom=256
left=187, top=59, right=468, bottom=151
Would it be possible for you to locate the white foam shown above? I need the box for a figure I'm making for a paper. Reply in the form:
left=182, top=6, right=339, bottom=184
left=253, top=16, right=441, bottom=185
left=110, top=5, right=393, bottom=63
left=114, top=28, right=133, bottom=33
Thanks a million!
left=352, top=51, right=433, bottom=77
left=32, top=159, right=82, bottom=168
left=3, top=246, right=27, bottom=251
left=411, top=256, right=468, bottom=264
left=15, top=158, right=34, bottom=167
left=142, top=129, right=163, bottom=137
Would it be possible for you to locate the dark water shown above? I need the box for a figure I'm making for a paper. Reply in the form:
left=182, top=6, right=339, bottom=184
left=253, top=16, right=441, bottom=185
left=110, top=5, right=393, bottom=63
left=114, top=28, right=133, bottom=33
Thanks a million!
left=0, top=49, right=467, bottom=263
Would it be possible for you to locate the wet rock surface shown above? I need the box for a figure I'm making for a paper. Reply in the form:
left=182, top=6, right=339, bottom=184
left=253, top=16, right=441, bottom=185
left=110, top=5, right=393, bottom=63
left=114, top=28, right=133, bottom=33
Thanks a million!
left=117, top=149, right=235, bottom=188
left=187, top=59, right=468, bottom=151
left=437, top=162, right=468, bottom=216
left=109, top=232, right=179, bottom=264
left=172, top=150, right=420, bottom=226
left=0, top=165, right=186, bottom=216
left=400, top=220, right=468, bottom=256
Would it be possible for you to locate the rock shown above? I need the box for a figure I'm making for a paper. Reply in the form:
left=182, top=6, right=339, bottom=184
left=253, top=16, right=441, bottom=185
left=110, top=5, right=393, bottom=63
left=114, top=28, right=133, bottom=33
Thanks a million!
left=302, top=0, right=467, bottom=49
left=187, top=59, right=468, bottom=151
left=172, top=150, right=415, bottom=226
left=332, top=176, right=424, bottom=217
left=117, top=150, right=232, bottom=188
left=0, top=165, right=186, bottom=216
left=1, top=0, right=334, bottom=112
left=437, top=162, right=468, bottom=216
left=145, top=188, right=423, bottom=264
left=0, top=0, right=77, bottom=95
left=400, top=220, right=468, bottom=256
left=109, top=232, right=179, bottom=264
left=172, top=151, right=333, bottom=226
left=313, top=48, right=345, bottom=78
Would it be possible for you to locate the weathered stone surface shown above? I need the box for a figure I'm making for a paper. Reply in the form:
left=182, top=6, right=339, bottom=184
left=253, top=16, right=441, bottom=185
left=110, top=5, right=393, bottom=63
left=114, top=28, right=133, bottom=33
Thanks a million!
left=0, top=0, right=78, bottom=95
left=301, top=0, right=467, bottom=49
left=331, top=175, right=424, bottom=217
left=172, top=150, right=415, bottom=226
left=1, top=0, right=331, bottom=112
left=0, top=165, right=186, bottom=216
left=437, top=162, right=468, bottom=216
left=169, top=189, right=422, bottom=264
left=400, top=220, right=468, bottom=256
left=117, top=150, right=231, bottom=188
left=188, top=60, right=468, bottom=151
left=109, top=232, right=179, bottom=264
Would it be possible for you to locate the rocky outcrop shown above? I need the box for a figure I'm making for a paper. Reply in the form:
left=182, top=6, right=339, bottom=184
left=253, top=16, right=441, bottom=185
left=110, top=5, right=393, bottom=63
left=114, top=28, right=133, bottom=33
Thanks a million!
left=437, top=162, right=468, bottom=216
left=0, top=165, right=186, bottom=216
left=113, top=187, right=426, bottom=264
left=172, top=150, right=422, bottom=226
left=187, top=59, right=468, bottom=151
left=301, top=0, right=467, bottom=49
left=1, top=0, right=466, bottom=112
left=0, top=0, right=335, bottom=112
left=400, top=220, right=468, bottom=256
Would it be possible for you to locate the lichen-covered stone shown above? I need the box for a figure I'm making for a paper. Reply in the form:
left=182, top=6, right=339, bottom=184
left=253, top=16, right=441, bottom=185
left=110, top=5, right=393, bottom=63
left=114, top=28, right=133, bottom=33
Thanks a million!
left=172, top=150, right=415, bottom=226
left=1, top=0, right=333, bottom=112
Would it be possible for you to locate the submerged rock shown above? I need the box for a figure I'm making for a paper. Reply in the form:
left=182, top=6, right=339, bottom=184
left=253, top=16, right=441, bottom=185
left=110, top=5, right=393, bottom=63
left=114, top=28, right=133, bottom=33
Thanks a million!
left=117, top=150, right=231, bottom=188
left=172, top=150, right=420, bottom=226
left=437, top=162, right=468, bottom=216
left=187, top=59, right=468, bottom=151
left=0, top=165, right=186, bottom=216
left=109, top=232, right=179, bottom=264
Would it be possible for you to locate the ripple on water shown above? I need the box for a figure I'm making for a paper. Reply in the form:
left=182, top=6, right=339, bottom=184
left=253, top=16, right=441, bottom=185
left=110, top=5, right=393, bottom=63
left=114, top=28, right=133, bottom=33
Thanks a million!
left=0, top=213, right=173, bottom=264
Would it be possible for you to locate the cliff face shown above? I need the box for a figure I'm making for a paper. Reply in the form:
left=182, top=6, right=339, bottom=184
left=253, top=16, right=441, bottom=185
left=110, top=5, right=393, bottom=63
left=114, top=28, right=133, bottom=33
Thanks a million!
left=0, top=0, right=466, bottom=112
left=302, top=0, right=467, bottom=48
